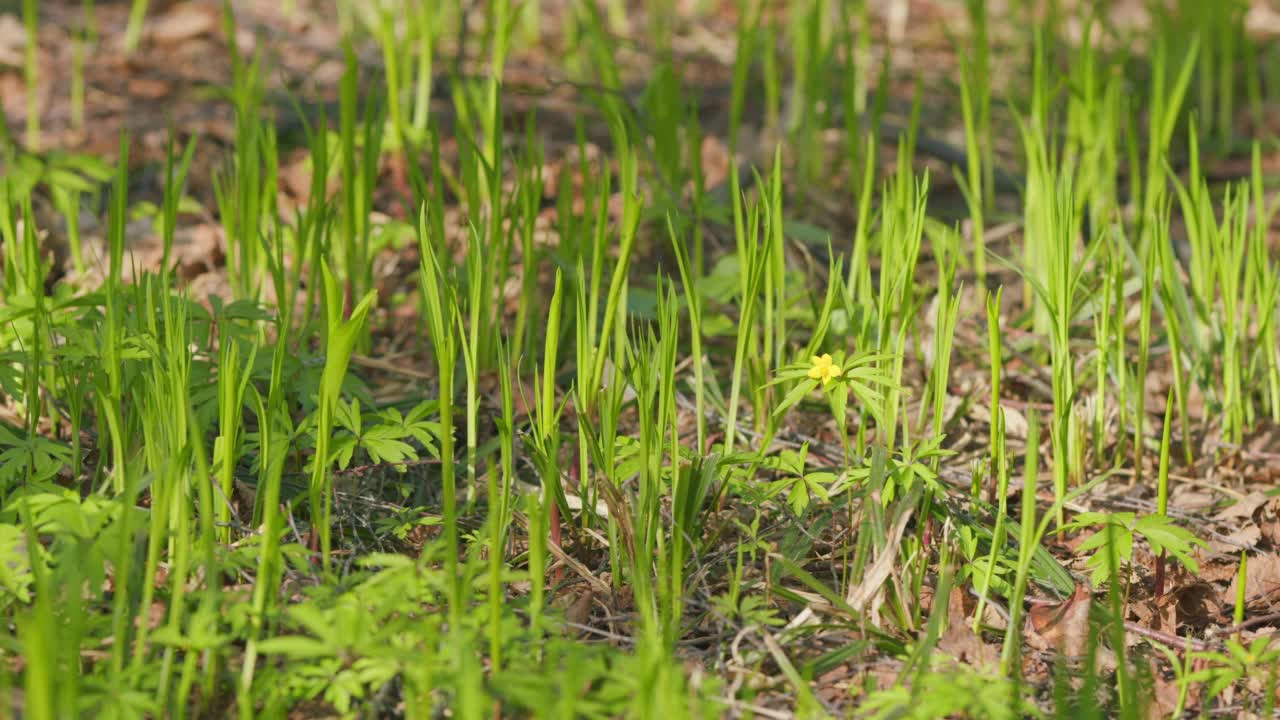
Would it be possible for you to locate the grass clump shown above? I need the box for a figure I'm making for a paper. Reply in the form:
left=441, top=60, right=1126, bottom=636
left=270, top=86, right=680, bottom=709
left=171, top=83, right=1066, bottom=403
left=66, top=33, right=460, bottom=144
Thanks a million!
left=3, top=1, right=1280, bottom=718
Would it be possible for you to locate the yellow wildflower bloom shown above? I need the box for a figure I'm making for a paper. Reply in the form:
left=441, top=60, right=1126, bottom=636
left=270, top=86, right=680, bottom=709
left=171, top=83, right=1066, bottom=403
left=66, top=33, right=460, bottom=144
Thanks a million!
left=807, top=353, right=841, bottom=386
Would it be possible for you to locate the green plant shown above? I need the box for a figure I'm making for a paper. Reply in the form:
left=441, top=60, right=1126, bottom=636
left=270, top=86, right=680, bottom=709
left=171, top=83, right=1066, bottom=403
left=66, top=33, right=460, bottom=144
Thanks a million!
left=4, top=3, right=1277, bottom=716
left=308, top=264, right=377, bottom=572
left=955, top=0, right=991, bottom=281
left=1189, top=637, right=1280, bottom=707
left=1059, top=511, right=1205, bottom=588
left=23, top=0, right=39, bottom=151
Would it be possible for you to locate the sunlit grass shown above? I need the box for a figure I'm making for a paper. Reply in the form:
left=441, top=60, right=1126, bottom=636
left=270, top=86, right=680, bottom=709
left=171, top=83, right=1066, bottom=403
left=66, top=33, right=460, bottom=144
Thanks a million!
left=3, top=1, right=1280, bottom=717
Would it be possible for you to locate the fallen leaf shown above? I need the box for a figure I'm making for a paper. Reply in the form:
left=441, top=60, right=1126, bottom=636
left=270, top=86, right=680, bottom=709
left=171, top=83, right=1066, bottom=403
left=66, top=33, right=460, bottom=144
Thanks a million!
left=0, top=70, right=25, bottom=118
left=1225, top=553, right=1280, bottom=608
left=1248, top=2, right=1280, bottom=37
left=1218, top=491, right=1271, bottom=520
left=171, top=224, right=224, bottom=281
left=565, top=589, right=594, bottom=628
left=1146, top=658, right=1182, bottom=720
left=965, top=400, right=1029, bottom=441
left=153, top=7, right=216, bottom=45
left=1131, top=592, right=1177, bottom=635
left=128, top=77, right=172, bottom=100
left=937, top=587, right=999, bottom=669
left=1170, top=581, right=1222, bottom=628
left=1026, top=584, right=1092, bottom=658
left=1256, top=497, right=1280, bottom=548
left=1169, top=484, right=1218, bottom=513
left=0, top=14, right=24, bottom=67
left=845, top=504, right=914, bottom=612
left=700, top=135, right=732, bottom=190
left=1208, top=524, right=1261, bottom=555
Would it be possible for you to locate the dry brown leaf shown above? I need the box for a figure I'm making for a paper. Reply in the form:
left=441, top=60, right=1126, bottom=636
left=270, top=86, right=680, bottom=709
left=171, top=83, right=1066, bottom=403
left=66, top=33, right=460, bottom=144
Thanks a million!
left=1226, top=553, right=1280, bottom=607
left=1219, top=490, right=1272, bottom=520
left=0, top=14, right=24, bottom=67
left=127, top=77, right=172, bottom=100
left=1248, top=427, right=1278, bottom=455
left=700, top=135, right=732, bottom=190
left=187, top=271, right=234, bottom=312
left=565, top=589, right=595, bottom=628
left=1132, top=592, right=1176, bottom=635
left=1256, top=497, right=1280, bottom=548
left=1000, top=404, right=1029, bottom=440
left=1170, top=581, right=1222, bottom=628
left=149, top=4, right=219, bottom=45
left=1145, top=658, right=1183, bottom=720
left=1196, top=548, right=1245, bottom=583
left=852, top=663, right=899, bottom=697
left=1249, top=3, right=1280, bottom=37
left=0, top=70, right=25, bottom=119
left=937, top=587, right=999, bottom=669
left=845, top=502, right=914, bottom=612
left=1209, top=524, right=1261, bottom=555
left=816, top=664, right=852, bottom=705
left=1025, top=585, right=1092, bottom=658
left=133, top=601, right=168, bottom=631
left=966, top=401, right=1028, bottom=439
left=279, top=153, right=316, bottom=203
left=1169, top=484, right=1218, bottom=513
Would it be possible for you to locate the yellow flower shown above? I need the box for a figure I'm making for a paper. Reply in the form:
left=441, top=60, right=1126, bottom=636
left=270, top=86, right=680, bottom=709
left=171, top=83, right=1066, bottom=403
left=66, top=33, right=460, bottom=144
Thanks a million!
left=807, top=353, right=841, bottom=386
